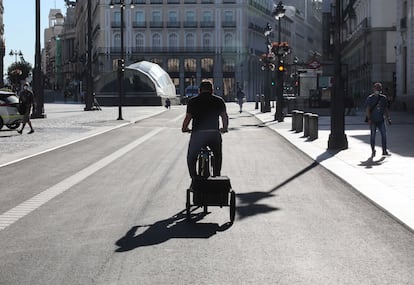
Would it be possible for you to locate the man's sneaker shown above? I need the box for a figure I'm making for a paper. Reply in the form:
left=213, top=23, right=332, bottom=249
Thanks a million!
left=382, top=151, right=391, bottom=156
left=28, top=130, right=34, bottom=134
left=17, top=129, right=22, bottom=134
left=371, top=150, right=376, bottom=158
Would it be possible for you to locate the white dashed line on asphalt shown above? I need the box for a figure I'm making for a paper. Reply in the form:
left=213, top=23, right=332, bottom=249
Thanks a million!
left=0, top=128, right=164, bottom=231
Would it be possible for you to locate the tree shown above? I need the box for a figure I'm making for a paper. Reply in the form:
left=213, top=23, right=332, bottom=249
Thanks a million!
left=7, top=61, right=32, bottom=89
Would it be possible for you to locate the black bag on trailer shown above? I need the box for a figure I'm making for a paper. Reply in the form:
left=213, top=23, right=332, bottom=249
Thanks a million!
left=192, top=176, right=232, bottom=206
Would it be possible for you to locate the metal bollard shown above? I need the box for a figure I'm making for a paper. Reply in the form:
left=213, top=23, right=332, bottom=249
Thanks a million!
left=303, top=113, right=312, bottom=137
left=255, top=94, right=259, bottom=109
left=309, top=114, right=319, bottom=140
left=291, top=110, right=299, bottom=131
left=295, top=111, right=304, bottom=133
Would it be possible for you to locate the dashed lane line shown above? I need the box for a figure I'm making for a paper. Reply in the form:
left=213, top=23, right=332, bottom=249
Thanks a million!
left=0, top=127, right=164, bottom=231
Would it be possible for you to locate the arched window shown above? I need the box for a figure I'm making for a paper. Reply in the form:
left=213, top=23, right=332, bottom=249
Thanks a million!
left=224, top=33, right=233, bottom=48
left=203, top=33, right=212, bottom=49
left=186, top=33, right=195, bottom=48
left=114, top=33, right=121, bottom=48
left=135, top=33, right=144, bottom=48
left=152, top=33, right=161, bottom=48
left=169, top=33, right=179, bottom=48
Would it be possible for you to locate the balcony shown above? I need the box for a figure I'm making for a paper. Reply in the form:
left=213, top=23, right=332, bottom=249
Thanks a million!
left=167, top=0, right=180, bottom=3
left=150, top=0, right=163, bottom=3
left=183, top=21, right=198, bottom=28
left=132, top=21, right=147, bottom=28
left=200, top=21, right=215, bottom=28
left=167, top=21, right=181, bottom=28
left=184, top=0, right=197, bottom=3
left=150, top=21, right=164, bottom=28
left=222, top=21, right=236, bottom=28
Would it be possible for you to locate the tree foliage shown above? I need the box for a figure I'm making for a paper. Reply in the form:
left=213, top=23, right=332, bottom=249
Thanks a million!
left=7, top=61, right=32, bottom=87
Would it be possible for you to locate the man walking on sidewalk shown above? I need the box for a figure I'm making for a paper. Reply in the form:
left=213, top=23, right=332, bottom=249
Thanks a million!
left=365, top=82, right=391, bottom=157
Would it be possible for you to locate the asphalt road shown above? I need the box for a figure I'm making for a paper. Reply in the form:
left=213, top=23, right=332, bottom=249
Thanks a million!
left=0, top=105, right=413, bottom=284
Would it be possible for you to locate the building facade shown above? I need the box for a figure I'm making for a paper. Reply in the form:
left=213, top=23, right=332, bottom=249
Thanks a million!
left=396, top=0, right=414, bottom=110
left=323, top=0, right=397, bottom=108
left=0, top=0, right=5, bottom=87
left=51, top=0, right=322, bottom=103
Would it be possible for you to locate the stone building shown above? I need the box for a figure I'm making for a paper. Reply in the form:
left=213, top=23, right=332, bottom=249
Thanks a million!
left=53, top=0, right=322, bottom=104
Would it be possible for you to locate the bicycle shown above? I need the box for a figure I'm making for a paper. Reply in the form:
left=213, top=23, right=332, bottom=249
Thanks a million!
left=186, top=145, right=236, bottom=223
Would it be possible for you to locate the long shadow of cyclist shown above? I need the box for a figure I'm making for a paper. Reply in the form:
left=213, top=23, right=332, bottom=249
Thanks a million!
left=115, top=210, right=232, bottom=252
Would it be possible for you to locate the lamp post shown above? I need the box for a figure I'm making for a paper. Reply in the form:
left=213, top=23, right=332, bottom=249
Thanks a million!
left=32, top=0, right=45, bottom=118
left=273, top=1, right=285, bottom=122
left=327, top=0, right=348, bottom=150
left=110, top=0, right=134, bottom=120
left=9, top=50, right=23, bottom=63
left=262, top=23, right=274, bottom=113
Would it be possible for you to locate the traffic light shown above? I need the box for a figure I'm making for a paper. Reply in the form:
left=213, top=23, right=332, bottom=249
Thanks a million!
left=271, top=80, right=275, bottom=86
left=278, top=61, right=285, bottom=72
left=118, top=59, right=125, bottom=73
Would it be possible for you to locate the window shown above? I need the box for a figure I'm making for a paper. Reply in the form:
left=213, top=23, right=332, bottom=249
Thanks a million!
left=168, top=58, right=180, bottom=72
left=224, top=11, right=234, bottom=22
left=152, top=33, right=161, bottom=47
left=114, top=11, right=121, bottom=23
left=169, top=11, right=178, bottom=22
left=186, top=11, right=196, bottom=22
left=186, top=33, right=195, bottom=48
left=184, top=58, right=196, bottom=72
left=152, top=11, right=161, bottom=22
left=169, top=33, right=179, bottom=48
left=114, top=33, right=121, bottom=47
left=135, top=11, right=144, bottom=22
left=224, top=33, right=233, bottom=48
left=203, top=11, right=212, bottom=22
left=135, top=33, right=145, bottom=48
left=203, top=33, right=212, bottom=49
left=201, top=58, right=213, bottom=72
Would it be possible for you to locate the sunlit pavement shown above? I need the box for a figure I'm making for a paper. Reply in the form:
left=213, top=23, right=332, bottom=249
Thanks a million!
left=243, top=102, right=414, bottom=231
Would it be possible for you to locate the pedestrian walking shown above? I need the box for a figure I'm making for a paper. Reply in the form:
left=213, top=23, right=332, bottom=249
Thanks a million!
left=17, top=82, right=35, bottom=134
left=165, top=98, right=171, bottom=109
left=236, top=88, right=245, bottom=113
left=365, top=82, right=391, bottom=157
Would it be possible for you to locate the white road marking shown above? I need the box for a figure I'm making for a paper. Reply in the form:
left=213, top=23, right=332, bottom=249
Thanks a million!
left=0, top=128, right=164, bottom=231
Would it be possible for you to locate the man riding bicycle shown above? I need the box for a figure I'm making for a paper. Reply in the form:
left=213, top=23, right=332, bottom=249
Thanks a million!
left=181, top=80, right=229, bottom=178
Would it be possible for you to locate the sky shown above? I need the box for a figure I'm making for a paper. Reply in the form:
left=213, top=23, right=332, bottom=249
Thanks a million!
left=3, top=0, right=67, bottom=73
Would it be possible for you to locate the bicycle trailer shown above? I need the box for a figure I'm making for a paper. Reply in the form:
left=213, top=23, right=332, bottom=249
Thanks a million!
left=186, top=176, right=236, bottom=223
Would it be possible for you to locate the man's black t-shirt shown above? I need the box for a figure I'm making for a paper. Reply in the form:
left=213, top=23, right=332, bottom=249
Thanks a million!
left=187, top=93, right=226, bottom=131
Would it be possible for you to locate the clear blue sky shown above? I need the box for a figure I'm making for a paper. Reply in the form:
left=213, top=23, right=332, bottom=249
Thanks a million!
left=3, top=0, right=67, bottom=73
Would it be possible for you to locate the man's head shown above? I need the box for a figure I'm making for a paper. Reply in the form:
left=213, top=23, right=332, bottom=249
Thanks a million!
left=373, top=82, right=382, bottom=93
left=199, top=81, right=213, bottom=95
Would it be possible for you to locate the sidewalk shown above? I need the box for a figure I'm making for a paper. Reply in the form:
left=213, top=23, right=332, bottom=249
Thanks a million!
left=243, top=102, right=414, bottom=231
left=0, top=103, right=167, bottom=167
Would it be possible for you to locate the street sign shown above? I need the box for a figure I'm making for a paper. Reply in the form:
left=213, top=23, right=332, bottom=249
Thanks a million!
left=308, top=60, right=321, bottom=69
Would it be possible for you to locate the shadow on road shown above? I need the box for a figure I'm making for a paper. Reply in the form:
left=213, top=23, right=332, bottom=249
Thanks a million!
left=236, top=151, right=337, bottom=220
left=115, top=210, right=231, bottom=252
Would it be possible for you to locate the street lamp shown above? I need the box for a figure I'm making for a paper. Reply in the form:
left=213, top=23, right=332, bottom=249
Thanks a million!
left=261, top=22, right=274, bottom=113
left=32, top=0, right=45, bottom=118
left=273, top=1, right=285, bottom=122
left=110, top=0, right=134, bottom=120
left=9, top=50, right=23, bottom=63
